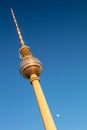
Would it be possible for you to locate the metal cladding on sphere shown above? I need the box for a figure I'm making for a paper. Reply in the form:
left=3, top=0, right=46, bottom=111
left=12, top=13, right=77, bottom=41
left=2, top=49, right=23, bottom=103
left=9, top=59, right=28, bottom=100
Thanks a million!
left=19, top=45, right=42, bottom=79
left=20, top=56, right=42, bottom=79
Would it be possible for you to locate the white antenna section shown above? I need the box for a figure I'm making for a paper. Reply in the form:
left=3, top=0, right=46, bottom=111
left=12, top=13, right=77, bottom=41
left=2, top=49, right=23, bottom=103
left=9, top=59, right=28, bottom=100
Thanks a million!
left=10, top=8, right=25, bottom=47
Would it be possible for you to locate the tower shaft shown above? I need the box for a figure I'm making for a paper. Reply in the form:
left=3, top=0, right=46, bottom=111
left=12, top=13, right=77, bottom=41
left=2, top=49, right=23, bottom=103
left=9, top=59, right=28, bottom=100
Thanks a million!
left=30, top=74, right=56, bottom=130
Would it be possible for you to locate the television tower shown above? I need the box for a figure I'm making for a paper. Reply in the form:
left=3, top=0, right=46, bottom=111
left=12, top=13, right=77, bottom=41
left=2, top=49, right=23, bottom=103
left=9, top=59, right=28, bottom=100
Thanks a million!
left=11, top=8, right=56, bottom=130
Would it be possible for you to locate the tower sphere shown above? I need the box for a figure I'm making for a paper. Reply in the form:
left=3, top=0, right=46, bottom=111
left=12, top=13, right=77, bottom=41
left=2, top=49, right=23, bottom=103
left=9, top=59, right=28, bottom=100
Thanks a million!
left=20, top=56, right=42, bottom=79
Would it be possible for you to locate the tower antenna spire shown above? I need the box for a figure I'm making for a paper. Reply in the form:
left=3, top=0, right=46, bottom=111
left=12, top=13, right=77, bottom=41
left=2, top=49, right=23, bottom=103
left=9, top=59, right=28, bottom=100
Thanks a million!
left=10, top=8, right=25, bottom=46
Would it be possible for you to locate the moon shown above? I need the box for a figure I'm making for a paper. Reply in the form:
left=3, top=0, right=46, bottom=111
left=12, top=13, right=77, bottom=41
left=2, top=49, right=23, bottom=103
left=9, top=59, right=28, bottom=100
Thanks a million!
left=56, top=114, right=60, bottom=117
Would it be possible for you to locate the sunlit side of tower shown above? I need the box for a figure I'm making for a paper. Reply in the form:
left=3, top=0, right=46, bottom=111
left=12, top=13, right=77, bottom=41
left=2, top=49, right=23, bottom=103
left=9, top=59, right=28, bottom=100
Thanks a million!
left=11, top=8, right=56, bottom=130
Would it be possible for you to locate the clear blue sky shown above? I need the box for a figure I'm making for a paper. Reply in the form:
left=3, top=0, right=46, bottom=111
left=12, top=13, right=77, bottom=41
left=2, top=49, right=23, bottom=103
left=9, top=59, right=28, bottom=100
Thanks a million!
left=0, top=0, right=87, bottom=130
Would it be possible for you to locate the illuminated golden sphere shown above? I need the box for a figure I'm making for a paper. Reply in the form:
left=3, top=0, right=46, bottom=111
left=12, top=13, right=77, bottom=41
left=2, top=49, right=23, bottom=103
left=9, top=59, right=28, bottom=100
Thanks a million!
left=20, top=56, right=42, bottom=79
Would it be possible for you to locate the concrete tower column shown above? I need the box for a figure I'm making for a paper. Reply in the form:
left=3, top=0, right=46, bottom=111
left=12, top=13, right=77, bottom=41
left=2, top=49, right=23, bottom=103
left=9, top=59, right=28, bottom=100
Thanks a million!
left=30, top=74, right=56, bottom=130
